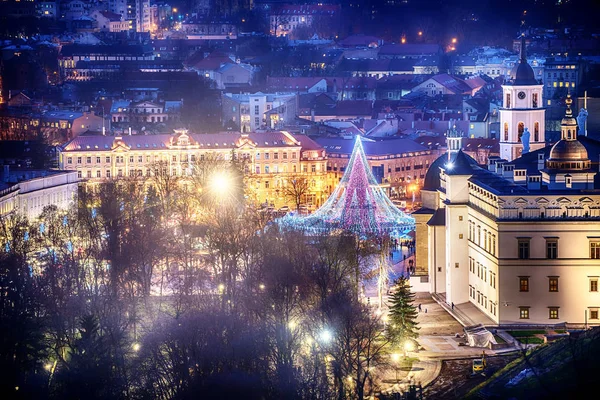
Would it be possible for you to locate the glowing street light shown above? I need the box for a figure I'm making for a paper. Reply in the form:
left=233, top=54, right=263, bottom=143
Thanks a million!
left=452, top=37, right=457, bottom=44
left=418, top=31, right=423, bottom=36
left=319, top=328, right=333, bottom=344
left=132, top=342, right=141, bottom=352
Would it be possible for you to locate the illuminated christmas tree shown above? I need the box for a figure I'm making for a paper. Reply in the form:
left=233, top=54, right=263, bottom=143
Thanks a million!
left=279, top=136, right=414, bottom=238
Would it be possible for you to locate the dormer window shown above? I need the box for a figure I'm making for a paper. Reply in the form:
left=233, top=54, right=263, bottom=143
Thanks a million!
left=566, top=176, right=572, bottom=188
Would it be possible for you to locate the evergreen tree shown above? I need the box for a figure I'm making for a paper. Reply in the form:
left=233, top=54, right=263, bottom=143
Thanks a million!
left=387, top=277, right=420, bottom=345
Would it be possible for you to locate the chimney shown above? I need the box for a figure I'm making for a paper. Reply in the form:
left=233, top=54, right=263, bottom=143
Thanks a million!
left=537, top=152, right=544, bottom=171
left=311, top=109, right=315, bottom=122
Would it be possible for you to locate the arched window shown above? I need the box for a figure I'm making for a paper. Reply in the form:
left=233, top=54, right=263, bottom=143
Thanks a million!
left=518, top=122, right=524, bottom=142
left=506, top=93, right=511, bottom=109
left=534, top=122, right=539, bottom=142
left=504, top=123, right=509, bottom=141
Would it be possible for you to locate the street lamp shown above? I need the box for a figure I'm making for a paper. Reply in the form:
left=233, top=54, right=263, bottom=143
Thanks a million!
left=319, top=328, right=333, bottom=344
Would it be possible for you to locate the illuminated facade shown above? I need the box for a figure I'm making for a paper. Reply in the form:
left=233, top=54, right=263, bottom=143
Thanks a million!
left=420, top=98, right=600, bottom=326
left=57, top=130, right=328, bottom=209
left=0, top=169, right=79, bottom=220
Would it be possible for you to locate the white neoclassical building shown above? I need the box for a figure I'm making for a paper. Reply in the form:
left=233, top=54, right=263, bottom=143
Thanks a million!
left=0, top=168, right=79, bottom=220
left=419, top=95, right=600, bottom=327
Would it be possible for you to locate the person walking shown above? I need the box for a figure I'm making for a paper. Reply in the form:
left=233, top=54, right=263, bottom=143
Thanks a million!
left=418, top=303, right=422, bottom=312
left=451, top=302, right=455, bottom=310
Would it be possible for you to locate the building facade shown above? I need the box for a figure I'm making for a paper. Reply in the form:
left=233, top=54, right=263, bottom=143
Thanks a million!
left=0, top=168, right=79, bottom=220
left=222, top=92, right=298, bottom=133
left=57, top=130, right=328, bottom=209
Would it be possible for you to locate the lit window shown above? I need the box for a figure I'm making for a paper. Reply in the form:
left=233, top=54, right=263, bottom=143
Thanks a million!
left=519, top=307, right=529, bottom=319
left=549, top=307, right=559, bottom=319
left=519, top=277, right=529, bottom=292
left=591, top=242, right=600, bottom=259
left=549, top=277, right=559, bottom=292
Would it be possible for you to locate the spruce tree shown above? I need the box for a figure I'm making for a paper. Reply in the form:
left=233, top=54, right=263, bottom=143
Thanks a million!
left=387, top=277, right=420, bottom=345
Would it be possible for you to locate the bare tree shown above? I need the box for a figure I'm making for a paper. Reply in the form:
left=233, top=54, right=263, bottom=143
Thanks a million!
left=283, top=175, right=310, bottom=212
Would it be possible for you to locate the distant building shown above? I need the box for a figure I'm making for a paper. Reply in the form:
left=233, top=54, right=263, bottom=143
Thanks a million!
left=57, top=130, right=328, bottom=209
left=269, top=4, right=340, bottom=37
left=222, top=92, right=298, bottom=133
left=90, top=10, right=131, bottom=32
left=0, top=167, right=79, bottom=220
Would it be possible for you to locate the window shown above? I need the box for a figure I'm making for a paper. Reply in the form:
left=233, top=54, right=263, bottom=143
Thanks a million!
left=590, top=309, right=599, bottom=320
left=519, top=307, right=529, bottom=319
left=532, top=93, right=538, bottom=108
left=254, top=105, right=259, bottom=115
left=96, top=170, right=101, bottom=178
left=172, top=155, right=177, bottom=162
left=504, top=123, right=509, bottom=141
left=265, top=153, right=270, bottom=160
left=265, top=181, right=269, bottom=189
left=77, top=170, right=82, bottom=178
left=546, top=239, right=558, bottom=259
left=283, top=152, right=288, bottom=159
left=549, top=277, right=559, bottom=292
left=459, top=234, right=463, bottom=239
left=518, top=239, right=530, bottom=259
left=311, top=165, right=316, bottom=173
left=591, top=278, right=598, bottom=292
left=265, top=166, right=269, bottom=174
left=96, top=157, right=101, bottom=163
left=534, top=122, right=540, bottom=142
left=86, top=157, right=91, bottom=164
left=505, top=93, right=511, bottom=108
left=67, top=157, right=72, bottom=164
left=549, top=307, right=559, bottom=319
left=519, top=277, right=529, bottom=292
left=591, top=242, right=600, bottom=259
left=274, top=153, right=278, bottom=160
left=106, top=170, right=111, bottom=178
left=256, top=152, right=260, bottom=160
left=106, top=156, right=111, bottom=163
left=138, top=156, right=143, bottom=163
left=77, top=157, right=82, bottom=164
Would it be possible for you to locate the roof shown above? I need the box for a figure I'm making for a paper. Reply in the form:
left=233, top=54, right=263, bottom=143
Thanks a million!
left=422, top=150, right=479, bottom=190
left=338, top=34, right=382, bottom=47
left=378, top=44, right=441, bottom=56
left=446, top=150, right=477, bottom=175
left=427, top=208, right=446, bottom=226
left=315, top=137, right=428, bottom=157
left=266, top=77, right=326, bottom=91
left=191, top=51, right=233, bottom=70
left=430, top=74, right=473, bottom=94
left=60, top=131, right=314, bottom=152
left=60, top=44, right=153, bottom=57
left=271, top=4, right=340, bottom=14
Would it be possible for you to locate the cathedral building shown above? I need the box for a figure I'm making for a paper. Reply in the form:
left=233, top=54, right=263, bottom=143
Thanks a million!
left=418, top=92, right=600, bottom=326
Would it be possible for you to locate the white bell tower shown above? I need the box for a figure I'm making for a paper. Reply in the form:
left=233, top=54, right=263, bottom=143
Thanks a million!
left=499, top=35, right=546, bottom=162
